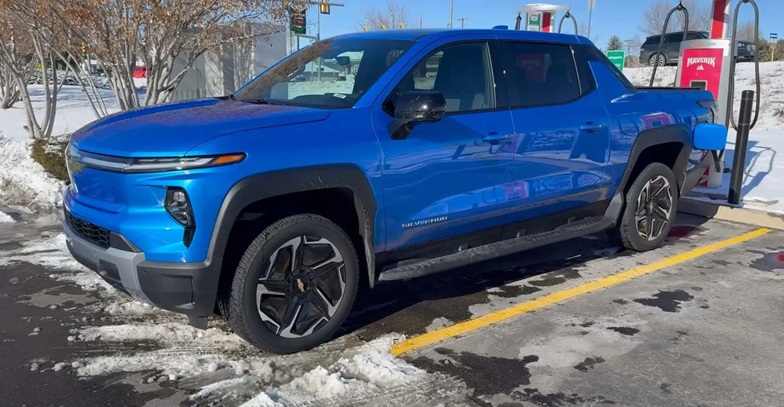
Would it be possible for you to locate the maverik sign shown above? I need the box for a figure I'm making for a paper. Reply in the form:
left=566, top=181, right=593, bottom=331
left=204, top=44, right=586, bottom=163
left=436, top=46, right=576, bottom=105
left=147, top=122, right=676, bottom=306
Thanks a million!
left=678, top=47, right=725, bottom=99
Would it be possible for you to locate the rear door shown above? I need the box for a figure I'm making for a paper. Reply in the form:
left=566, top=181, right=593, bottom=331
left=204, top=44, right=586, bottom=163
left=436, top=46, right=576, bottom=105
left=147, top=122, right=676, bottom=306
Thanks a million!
left=492, top=40, right=615, bottom=224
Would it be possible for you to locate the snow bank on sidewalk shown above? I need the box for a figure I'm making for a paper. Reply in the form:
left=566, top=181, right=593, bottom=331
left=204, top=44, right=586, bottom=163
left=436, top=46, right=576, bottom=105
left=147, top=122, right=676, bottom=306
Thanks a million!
left=624, top=62, right=784, bottom=214
left=0, top=86, right=115, bottom=210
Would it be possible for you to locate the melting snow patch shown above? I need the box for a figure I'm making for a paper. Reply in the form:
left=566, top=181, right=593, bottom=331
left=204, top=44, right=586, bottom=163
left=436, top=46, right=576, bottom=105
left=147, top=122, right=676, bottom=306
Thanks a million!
left=0, top=210, right=14, bottom=223
left=242, top=336, right=425, bottom=406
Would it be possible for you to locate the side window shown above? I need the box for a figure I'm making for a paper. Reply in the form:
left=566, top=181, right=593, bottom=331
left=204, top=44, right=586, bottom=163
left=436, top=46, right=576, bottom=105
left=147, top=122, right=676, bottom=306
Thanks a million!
left=665, top=33, right=683, bottom=43
left=493, top=42, right=581, bottom=108
left=391, top=42, right=495, bottom=113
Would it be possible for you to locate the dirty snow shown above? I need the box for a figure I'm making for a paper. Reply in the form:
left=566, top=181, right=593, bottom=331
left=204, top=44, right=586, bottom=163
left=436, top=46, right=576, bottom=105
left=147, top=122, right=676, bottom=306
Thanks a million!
left=0, top=210, right=13, bottom=223
left=624, top=62, right=784, bottom=214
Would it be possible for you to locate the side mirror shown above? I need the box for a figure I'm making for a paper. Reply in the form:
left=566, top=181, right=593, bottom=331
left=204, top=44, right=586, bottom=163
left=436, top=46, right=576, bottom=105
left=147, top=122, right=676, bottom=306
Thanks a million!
left=693, top=123, right=728, bottom=150
left=388, top=91, right=446, bottom=139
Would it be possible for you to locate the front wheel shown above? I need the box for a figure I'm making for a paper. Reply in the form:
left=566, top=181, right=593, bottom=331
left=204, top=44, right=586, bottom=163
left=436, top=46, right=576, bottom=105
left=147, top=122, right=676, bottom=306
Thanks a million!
left=618, top=163, right=678, bottom=251
left=228, top=214, right=359, bottom=353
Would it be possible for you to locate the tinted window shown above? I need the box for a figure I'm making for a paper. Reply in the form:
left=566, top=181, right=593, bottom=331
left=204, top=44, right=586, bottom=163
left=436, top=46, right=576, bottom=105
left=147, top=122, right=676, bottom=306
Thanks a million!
left=643, top=36, right=660, bottom=46
left=392, top=42, right=495, bottom=113
left=665, top=32, right=685, bottom=43
left=493, top=42, right=580, bottom=108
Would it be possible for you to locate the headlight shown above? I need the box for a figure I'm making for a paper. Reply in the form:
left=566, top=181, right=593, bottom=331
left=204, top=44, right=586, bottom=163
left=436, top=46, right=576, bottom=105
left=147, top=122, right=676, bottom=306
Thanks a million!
left=68, top=145, right=245, bottom=173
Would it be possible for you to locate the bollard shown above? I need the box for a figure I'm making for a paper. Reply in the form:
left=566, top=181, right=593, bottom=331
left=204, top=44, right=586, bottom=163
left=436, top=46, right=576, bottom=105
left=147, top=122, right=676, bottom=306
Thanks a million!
left=728, top=90, right=754, bottom=205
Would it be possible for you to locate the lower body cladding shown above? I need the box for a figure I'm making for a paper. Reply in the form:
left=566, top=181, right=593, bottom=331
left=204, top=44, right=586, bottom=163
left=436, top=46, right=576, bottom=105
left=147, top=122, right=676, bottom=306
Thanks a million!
left=63, top=221, right=215, bottom=328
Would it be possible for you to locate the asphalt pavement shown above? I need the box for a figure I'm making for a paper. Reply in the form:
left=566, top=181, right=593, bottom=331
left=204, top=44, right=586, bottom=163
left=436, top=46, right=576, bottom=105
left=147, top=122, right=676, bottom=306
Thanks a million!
left=1, top=211, right=782, bottom=406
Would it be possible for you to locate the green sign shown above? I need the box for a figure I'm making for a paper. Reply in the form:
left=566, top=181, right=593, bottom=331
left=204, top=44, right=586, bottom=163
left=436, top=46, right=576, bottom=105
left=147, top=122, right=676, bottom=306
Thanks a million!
left=606, top=50, right=626, bottom=70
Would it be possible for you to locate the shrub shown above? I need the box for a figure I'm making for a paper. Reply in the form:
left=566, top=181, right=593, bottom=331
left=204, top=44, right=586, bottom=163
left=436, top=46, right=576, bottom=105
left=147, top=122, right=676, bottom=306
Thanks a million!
left=31, top=137, right=68, bottom=182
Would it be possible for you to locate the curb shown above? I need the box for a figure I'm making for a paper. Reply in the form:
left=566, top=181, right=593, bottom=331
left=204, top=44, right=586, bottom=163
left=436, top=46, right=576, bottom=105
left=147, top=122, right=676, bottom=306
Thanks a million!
left=679, top=198, right=784, bottom=231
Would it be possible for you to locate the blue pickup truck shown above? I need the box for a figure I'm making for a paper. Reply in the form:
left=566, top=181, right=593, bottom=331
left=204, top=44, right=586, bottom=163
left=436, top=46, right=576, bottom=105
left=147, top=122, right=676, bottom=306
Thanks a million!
left=63, top=29, right=725, bottom=353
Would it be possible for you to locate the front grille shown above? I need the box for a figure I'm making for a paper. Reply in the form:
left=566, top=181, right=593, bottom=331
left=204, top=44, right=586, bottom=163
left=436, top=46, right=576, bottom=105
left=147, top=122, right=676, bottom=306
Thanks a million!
left=65, top=210, right=110, bottom=249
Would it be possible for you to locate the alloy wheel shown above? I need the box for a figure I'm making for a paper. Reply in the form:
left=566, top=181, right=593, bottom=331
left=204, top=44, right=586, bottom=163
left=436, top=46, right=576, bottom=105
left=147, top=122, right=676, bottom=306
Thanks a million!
left=634, top=175, right=673, bottom=241
left=255, top=235, right=346, bottom=338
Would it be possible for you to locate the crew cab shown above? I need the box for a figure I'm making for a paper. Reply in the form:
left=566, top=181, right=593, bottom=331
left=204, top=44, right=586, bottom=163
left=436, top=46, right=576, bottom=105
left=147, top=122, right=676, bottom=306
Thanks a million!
left=63, top=29, right=726, bottom=353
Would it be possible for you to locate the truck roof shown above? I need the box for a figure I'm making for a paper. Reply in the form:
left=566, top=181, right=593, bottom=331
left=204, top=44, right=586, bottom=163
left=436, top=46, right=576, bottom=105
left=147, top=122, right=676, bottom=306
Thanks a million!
left=332, top=28, right=588, bottom=45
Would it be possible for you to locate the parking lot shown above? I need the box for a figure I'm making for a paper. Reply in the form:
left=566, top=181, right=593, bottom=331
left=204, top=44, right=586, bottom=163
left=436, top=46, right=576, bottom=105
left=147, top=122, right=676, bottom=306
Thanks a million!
left=1, top=212, right=782, bottom=406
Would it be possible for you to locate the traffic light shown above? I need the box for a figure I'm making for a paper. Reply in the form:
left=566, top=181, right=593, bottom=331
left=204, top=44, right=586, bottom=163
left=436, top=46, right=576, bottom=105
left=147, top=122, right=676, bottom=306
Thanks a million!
left=319, top=0, right=330, bottom=15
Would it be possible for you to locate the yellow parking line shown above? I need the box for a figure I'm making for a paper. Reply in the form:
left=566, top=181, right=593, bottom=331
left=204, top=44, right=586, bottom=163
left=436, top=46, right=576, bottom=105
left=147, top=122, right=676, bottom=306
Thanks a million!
left=390, top=227, right=770, bottom=357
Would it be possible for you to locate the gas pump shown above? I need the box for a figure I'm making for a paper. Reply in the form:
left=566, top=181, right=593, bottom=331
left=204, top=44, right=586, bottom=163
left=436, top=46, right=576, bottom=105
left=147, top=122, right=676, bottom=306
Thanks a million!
left=671, top=0, right=762, bottom=190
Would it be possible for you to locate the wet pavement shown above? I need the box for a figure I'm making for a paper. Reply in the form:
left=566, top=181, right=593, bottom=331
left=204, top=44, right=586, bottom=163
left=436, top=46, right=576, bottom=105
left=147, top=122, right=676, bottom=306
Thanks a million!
left=1, top=212, right=782, bottom=406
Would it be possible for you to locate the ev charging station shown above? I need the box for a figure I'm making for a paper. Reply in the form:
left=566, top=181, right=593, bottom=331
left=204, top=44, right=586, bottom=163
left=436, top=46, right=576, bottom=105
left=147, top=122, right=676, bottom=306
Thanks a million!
left=518, top=4, right=567, bottom=33
left=666, top=0, right=761, bottom=197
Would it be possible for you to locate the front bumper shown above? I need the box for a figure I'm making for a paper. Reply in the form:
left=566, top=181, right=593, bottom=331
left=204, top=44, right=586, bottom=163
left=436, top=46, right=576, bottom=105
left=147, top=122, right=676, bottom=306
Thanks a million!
left=64, top=218, right=216, bottom=328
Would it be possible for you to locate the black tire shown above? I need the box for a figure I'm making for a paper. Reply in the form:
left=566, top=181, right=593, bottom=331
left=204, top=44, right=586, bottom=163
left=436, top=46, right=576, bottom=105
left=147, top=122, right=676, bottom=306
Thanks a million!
left=228, top=214, right=359, bottom=354
left=618, top=163, right=678, bottom=251
left=649, top=53, right=667, bottom=67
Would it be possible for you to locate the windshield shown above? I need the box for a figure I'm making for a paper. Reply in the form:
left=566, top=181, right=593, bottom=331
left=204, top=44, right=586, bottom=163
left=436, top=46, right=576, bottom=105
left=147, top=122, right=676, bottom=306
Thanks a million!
left=234, top=38, right=412, bottom=108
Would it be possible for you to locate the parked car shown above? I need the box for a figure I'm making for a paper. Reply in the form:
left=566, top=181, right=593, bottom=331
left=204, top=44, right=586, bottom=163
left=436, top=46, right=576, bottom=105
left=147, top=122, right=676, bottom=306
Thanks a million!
left=64, top=29, right=724, bottom=353
left=641, top=31, right=757, bottom=65
left=640, top=31, right=709, bottom=66
left=735, top=40, right=757, bottom=62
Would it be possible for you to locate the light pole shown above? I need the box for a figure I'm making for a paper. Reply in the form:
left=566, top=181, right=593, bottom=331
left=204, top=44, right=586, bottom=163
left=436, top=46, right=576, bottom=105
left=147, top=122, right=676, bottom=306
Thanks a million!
left=448, top=0, right=454, bottom=28
left=587, top=0, right=595, bottom=38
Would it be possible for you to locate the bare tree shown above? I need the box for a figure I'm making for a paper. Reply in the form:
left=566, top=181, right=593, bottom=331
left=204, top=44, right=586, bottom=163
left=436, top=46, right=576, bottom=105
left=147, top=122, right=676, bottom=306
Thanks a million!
left=735, top=21, right=760, bottom=43
left=40, top=0, right=294, bottom=111
left=360, top=0, right=410, bottom=31
left=641, top=0, right=711, bottom=36
left=0, top=3, right=60, bottom=140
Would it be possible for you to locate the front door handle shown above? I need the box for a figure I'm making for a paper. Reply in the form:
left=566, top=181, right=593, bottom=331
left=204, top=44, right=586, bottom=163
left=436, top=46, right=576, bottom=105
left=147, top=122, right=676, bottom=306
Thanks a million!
left=580, top=122, right=606, bottom=133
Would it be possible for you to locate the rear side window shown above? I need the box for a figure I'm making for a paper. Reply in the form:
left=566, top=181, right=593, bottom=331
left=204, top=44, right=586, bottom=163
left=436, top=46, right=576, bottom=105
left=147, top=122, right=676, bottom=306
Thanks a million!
left=493, top=42, right=580, bottom=108
left=643, top=36, right=660, bottom=47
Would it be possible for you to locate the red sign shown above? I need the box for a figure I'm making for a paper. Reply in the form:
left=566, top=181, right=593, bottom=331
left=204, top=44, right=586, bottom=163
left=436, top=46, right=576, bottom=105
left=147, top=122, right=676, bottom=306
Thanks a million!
left=679, top=47, right=724, bottom=100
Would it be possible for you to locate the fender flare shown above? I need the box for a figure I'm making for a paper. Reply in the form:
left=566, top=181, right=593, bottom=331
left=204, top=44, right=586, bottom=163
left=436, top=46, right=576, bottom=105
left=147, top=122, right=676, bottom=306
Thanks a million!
left=198, top=165, right=379, bottom=313
left=618, top=124, right=693, bottom=194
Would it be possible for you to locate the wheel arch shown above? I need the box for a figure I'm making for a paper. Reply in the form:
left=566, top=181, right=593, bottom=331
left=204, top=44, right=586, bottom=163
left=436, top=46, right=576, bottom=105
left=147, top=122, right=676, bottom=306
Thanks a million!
left=202, top=165, right=379, bottom=316
left=619, top=124, right=692, bottom=196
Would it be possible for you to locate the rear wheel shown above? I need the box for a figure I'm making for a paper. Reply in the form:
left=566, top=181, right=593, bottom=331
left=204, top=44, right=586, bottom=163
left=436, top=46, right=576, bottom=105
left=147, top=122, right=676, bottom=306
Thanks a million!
left=228, top=214, right=359, bottom=353
left=649, top=53, right=667, bottom=67
left=618, top=163, right=678, bottom=251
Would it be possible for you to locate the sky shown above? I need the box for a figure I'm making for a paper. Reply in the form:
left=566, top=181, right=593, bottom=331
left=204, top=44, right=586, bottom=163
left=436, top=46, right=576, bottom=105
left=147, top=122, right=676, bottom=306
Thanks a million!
left=304, top=0, right=783, bottom=51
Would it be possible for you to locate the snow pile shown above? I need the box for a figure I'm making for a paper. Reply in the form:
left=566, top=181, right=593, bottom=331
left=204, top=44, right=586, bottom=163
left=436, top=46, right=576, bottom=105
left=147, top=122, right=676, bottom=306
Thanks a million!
left=240, top=336, right=426, bottom=407
left=0, top=86, right=115, bottom=210
left=624, top=62, right=784, bottom=214
left=0, top=210, right=14, bottom=223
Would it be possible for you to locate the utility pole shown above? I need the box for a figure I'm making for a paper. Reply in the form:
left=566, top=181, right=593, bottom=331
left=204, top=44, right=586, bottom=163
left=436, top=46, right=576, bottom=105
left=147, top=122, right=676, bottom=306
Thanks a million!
left=448, top=0, right=454, bottom=29
left=587, top=0, right=595, bottom=38
left=457, top=17, right=466, bottom=29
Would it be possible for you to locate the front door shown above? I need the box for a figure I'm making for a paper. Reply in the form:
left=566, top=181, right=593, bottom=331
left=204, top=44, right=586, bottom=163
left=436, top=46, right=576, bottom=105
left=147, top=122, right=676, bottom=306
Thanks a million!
left=374, top=41, right=517, bottom=253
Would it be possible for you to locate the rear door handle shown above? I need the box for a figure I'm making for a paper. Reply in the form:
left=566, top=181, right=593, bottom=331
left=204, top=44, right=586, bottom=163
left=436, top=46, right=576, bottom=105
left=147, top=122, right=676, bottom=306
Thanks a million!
left=580, top=122, right=606, bottom=133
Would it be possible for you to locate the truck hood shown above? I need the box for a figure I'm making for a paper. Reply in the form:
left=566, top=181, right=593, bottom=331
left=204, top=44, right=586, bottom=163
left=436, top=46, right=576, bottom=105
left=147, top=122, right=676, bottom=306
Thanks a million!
left=70, top=98, right=330, bottom=157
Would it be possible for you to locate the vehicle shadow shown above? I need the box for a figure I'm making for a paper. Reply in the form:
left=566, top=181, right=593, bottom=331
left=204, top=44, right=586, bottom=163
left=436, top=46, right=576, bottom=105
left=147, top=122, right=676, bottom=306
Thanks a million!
left=339, top=213, right=712, bottom=340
